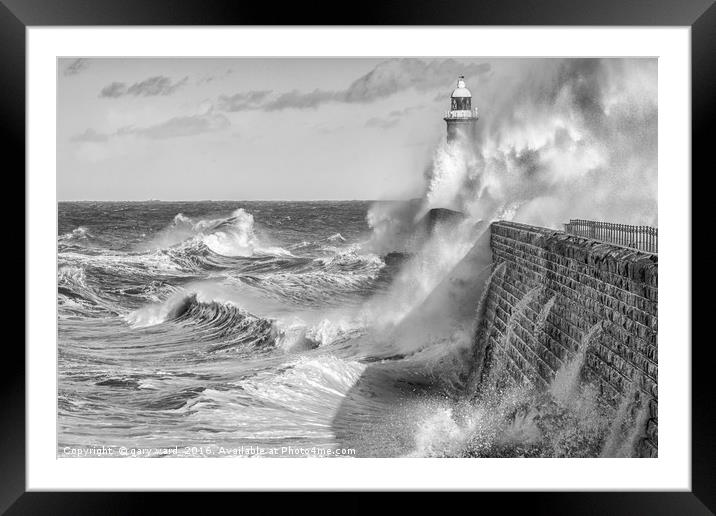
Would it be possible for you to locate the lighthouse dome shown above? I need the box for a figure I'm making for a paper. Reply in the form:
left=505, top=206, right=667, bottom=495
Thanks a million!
left=451, top=76, right=472, bottom=98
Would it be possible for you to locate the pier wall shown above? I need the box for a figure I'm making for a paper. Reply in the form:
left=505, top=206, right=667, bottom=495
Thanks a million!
left=474, top=221, right=658, bottom=457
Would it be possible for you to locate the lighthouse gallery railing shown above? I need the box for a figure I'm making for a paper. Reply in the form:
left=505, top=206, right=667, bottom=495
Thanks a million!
left=563, top=219, right=657, bottom=253
left=443, top=108, right=479, bottom=119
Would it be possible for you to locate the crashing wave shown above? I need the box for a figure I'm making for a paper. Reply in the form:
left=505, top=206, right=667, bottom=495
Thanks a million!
left=147, top=208, right=292, bottom=258
left=326, top=233, right=346, bottom=243
left=58, top=226, right=112, bottom=251
left=273, top=316, right=363, bottom=351
left=317, top=245, right=383, bottom=269
left=124, top=291, right=197, bottom=328
left=124, top=288, right=279, bottom=352
left=59, top=226, right=92, bottom=241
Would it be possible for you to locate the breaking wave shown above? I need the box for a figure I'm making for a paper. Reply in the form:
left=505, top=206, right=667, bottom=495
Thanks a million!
left=147, top=208, right=292, bottom=258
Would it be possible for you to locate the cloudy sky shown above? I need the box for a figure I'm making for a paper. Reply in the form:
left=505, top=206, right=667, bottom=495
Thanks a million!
left=57, top=57, right=494, bottom=201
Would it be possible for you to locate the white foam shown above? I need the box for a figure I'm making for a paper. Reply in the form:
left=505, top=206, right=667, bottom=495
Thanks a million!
left=144, top=208, right=292, bottom=258
left=124, top=291, right=194, bottom=328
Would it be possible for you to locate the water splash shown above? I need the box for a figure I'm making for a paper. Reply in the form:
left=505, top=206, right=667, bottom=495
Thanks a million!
left=407, top=405, right=472, bottom=458
left=503, top=287, right=541, bottom=350
left=364, top=218, right=479, bottom=328
left=600, top=383, right=651, bottom=458
left=467, top=262, right=507, bottom=391
left=408, top=309, right=616, bottom=457
left=534, top=295, right=556, bottom=334
left=550, top=322, right=602, bottom=404
left=475, top=262, right=507, bottom=324
left=421, top=59, right=658, bottom=228
left=484, top=287, right=541, bottom=387
left=142, top=208, right=291, bottom=257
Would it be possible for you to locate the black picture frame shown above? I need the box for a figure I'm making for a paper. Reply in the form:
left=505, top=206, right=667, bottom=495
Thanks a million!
left=6, top=0, right=713, bottom=513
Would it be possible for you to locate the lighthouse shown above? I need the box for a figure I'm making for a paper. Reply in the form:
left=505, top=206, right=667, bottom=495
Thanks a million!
left=444, top=75, right=478, bottom=142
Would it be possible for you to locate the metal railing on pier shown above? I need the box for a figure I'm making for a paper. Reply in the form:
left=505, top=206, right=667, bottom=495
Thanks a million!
left=563, top=219, right=657, bottom=253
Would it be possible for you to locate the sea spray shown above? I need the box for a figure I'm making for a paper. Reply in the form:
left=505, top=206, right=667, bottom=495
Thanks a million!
left=275, top=317, right=361, bottom=352
left=365, top=218, right=478, bottom=328
left=503, top=288, right=541, bottom=351
left=140, top=208, right=292, bottom=258
left=425, top=380, right=612, bottom=457
left=534, top=295, right=556, bottom=335
left=475, top=262, right=507, bottom=325
left=420, top=59, right=658, bottom=228
left=621, top=400, right=651, bottom=457
left=466, top=261, right=507, bottom=392
left=600, top=383, right=650, bottom=458
left=485, top=287, right=542, bottom=388
left=601, top=384, right=636, bottom=457
left=550, top=322, right=603, bottom=404
left=125, top=291, right=196, bottom=328
left=407, top=405, right=473, bottom=458
left=357, top=221, right=493, bottom=370
left=410, top=307, right=612, bottom=457
left=423, top=138, right=479, bottom=213
left=200, top=209, right=261, bottom=257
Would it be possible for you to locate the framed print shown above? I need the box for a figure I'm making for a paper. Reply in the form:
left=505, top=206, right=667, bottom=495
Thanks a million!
left=7, top=0, right=714, bottom=512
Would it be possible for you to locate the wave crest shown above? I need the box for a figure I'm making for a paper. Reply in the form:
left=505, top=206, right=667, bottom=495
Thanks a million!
left=148, top=208, right=291, bottom=258
left=124, top=288, right=278, bottom=352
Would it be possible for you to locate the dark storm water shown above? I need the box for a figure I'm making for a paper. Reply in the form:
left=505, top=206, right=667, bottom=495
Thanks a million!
left=57, top=201, right=458, bottom=458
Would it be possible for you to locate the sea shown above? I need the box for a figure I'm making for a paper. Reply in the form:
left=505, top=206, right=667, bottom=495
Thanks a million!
left=57, top=200, right=632, bottom=458
left=57, top=200, right=474, bottom=458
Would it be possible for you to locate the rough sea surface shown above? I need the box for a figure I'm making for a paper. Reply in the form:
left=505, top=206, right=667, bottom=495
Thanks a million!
left=58, top=201, right=631, bottom=458
left=58, top=201, right=466, bottom=457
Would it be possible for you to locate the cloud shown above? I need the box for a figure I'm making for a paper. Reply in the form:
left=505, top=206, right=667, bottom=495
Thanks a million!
left=127, top=76, right=188, bottom=96
left=99, top=82, right=127, bottom=98
left=217, top=90, right=272, bottom=111
left=126, top=113, right=230, bottom=139
left=71, top=113, right=230, bottom=143
left=263, top=89, right=341, bottom=111
left=70, top=128, right=109, bottom=142
left=343, top=59, right=491, bottom=103
left=99, top=76, right=188, bottom=98
left=63, top=58, right=89, bottom=76
left=216, top=58, right=492, bottom=112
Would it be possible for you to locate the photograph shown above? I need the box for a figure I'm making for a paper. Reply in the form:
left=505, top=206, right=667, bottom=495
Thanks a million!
left=56, top=56, right=658, bottom=459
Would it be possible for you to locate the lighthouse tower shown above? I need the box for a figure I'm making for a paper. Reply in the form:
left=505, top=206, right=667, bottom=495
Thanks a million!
left=444, top=75, right=478, bottom=142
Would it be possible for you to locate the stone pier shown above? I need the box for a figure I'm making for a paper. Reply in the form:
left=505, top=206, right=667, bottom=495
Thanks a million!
left=474, top=221, right=658, bottom=457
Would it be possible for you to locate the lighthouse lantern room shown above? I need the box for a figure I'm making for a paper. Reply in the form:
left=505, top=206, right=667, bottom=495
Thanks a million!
left=444, top=75, right=479, bottom=142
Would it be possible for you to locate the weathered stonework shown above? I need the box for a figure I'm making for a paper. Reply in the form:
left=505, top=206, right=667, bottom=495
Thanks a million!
left=475, top=221, right=658, bottom=457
